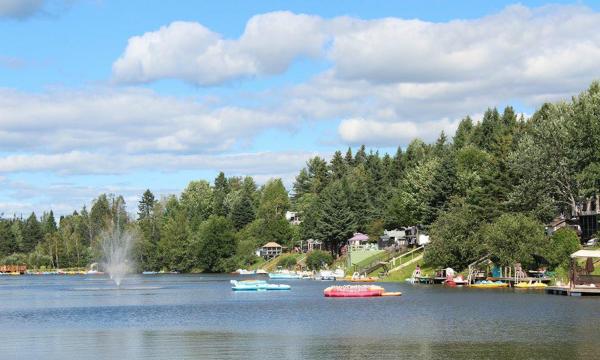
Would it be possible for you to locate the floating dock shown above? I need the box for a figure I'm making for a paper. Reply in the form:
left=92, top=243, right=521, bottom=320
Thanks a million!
left=545, top=286, right=600, bottom=296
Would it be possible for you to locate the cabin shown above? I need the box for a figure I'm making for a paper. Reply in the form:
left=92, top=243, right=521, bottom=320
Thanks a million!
left=380, top=229, right=408, bottom=249
left=260, top=242, right=283, bottom=259
left=285, top=211, right=301, bottom=226
left=545, top=217, right=567, bottom=236
left=301, top=238, right=323, bottom=253
left=0, top=265, right=26, bottom=274
left=404, top=226, right=430, bottom=246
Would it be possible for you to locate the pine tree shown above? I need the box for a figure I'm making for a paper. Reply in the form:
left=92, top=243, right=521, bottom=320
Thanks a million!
left=315, top=181, right=356, bottom=256
left=138, top=189, right=156, bottom=221
left=22, top=212, right=43, bottom=253
left=329, top=150, right=346, bottom=180
left=231, top=194, right=255, bottom=230
left=212, top=172, right=229, bottom=217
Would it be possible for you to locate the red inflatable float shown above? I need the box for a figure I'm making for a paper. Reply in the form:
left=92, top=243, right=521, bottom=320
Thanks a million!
left=324, top=285, right=385, bottom=297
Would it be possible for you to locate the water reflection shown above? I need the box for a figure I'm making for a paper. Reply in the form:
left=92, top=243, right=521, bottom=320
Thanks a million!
left=0, top=274, right=599, bottom=359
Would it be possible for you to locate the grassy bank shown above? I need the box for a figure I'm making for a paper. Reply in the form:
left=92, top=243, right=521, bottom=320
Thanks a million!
left=379, top=260, right=436, bottom=283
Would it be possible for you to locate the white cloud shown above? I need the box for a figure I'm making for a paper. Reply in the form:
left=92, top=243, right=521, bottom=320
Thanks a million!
left=0, top=87, right=294, bottom=154
left=0, top=0, right=75, bottom=20
left=338, top=118, right=460, bottom=146
left=108, top=5, right=600, bottom=146
left=0, top=150, right=319, bottom=176
left=112, top=12, right=326, bottom=86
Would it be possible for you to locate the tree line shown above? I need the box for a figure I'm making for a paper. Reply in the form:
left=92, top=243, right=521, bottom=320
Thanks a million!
left=0, top=81, right=598, bottom=272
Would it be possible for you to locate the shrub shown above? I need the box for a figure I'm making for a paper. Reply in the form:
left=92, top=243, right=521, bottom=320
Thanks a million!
left=306, top=250, right=333, bottom=270
left=545, top=228, right=580, bottom=269
left=278, top=255, right=298, bottom=269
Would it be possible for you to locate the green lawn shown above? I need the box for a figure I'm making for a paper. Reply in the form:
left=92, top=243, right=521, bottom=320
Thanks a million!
left=380, top=260, right=436, bottom=283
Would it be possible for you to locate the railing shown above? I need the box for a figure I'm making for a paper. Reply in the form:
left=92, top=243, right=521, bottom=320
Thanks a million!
left=390, top=246, right=424, bottom=268
left=355, top=248, right=404, bottom=275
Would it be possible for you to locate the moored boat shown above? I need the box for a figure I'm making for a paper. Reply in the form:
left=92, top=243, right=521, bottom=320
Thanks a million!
left=324, top=285, right=385, bottom=297
left=269, top=270, right=303, bottom=280
left=470, top=280, right=509, bottom=288
left=515, top=281, right=548, bottom=289
left=230, top=280, right=290, bottom=291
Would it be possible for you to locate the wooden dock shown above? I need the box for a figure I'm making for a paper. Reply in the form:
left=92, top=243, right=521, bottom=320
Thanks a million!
left=546, top=286, right=600, bottom=296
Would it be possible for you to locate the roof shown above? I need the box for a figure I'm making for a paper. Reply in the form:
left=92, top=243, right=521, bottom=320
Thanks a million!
left=571, top=250, right=600, bottom=258
left=348, top=233, right=369, bottom=242
left=263, top=242, right=282, bottom=248
left=547, top=218, right=565, bottom=227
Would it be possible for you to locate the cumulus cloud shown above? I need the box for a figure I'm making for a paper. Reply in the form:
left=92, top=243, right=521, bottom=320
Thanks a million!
left=0, top=0, right=75, bottom=20
left=108, top=5, right=600, bottom=146
left=0, top=150, right=319, bottom=176
left=0, top=87, right=294, bottom=154
left=112, top=12, right=326, bottom=86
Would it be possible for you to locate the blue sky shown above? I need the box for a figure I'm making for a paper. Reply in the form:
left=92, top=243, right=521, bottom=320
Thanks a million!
left=1, top=0, right=600, bottom=216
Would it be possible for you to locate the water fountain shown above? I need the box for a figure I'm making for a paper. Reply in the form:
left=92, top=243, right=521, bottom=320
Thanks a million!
left=100, top=199, right=135, bottom=286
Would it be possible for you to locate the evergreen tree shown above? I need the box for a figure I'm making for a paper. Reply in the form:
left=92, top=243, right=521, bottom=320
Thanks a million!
left=329, top=150, right=346, bottom=180
left=231, top=193, right=255, bottom=230
left=314, top=181, right=356, bottom=256
left=138, top=189, right=156, bottom=221
left=212, top=172, right=229, bottom=217
left=22, top=212, right=43, bottom=253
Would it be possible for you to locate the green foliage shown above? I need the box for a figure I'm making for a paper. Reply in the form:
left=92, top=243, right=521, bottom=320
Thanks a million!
left=424, top=200, right=486, bottom=270
left=195, top=216, right=237, bottom=272
left=483, top=213, right=546, bottom=270
left=306, top=250, right=333, bottom=270
left=546, top=228, right=581, bottom=269
left=278, top=254, right=298, bottom=269
left=314, top=180, right=356, bottom=255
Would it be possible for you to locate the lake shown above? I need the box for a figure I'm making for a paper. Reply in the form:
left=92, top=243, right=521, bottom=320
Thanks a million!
left=0, top=274, right=598, bottom=359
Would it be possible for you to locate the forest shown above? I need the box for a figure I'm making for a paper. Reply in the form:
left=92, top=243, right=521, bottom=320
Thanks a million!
left=0, top=81, right=599, bottom=272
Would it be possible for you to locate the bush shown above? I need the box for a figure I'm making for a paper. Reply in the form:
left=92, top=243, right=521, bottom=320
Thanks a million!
left=306, top=250, right=333, bottom=270
left=545, top=228, right=580, bottom=269
left=483, top=213, right=546, bottom=270
left=278, top=255, right=298, bottom=269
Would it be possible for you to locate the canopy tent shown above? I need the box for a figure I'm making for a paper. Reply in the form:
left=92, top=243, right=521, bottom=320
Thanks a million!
left=348, top=233, right=369, bottom=242
left=570, top=250, right=600, bottom=258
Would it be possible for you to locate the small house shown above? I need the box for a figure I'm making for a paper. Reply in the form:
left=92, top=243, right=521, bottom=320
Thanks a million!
left=301, top=238, right=323, bottom=252
left=260, top=242, right=283, bottom=259
left=545, top=218, right=566, bottom=236
left=285, top=211, right=302, bottom=226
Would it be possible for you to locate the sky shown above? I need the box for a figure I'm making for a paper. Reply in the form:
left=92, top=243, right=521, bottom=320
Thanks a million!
left=1, top=0, right=600, bottom=216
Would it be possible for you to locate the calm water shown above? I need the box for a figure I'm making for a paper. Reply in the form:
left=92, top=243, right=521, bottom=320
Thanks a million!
left=0, top=274, right=598, bottom=359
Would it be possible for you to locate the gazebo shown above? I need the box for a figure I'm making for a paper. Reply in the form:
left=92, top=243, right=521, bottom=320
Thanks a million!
left=348, top=233, right=369, bottom=250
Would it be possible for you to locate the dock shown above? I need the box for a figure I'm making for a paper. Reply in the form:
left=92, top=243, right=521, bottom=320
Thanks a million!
left=546, top=286, right=600, bottom=296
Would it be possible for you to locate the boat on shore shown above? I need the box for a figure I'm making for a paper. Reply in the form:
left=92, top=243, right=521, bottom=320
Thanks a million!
left=230, top=280, right=290, bottom=291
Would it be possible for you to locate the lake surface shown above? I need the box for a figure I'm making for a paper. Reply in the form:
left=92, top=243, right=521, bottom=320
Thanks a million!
left=0, top=274, right=598, bottom=359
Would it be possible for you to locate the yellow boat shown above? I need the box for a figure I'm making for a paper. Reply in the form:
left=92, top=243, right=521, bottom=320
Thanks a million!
left=515, top=281, right=548, bottom=289
left=470, top=282, right=508, bottom=288
left=381, top=292, right=403, bottom=297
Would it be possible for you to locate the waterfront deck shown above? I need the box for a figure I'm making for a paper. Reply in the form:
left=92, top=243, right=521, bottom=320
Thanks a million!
left=546, top=286, right=600, bottom=296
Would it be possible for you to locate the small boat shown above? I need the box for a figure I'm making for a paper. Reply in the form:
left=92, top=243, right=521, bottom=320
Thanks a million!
left=350, top=272, right=376, bottom=283
left=319, top=270, right=335, bottom=281
left=381, top=292, right=403, bottom=297
left=515, top=281, right=548, bottom=289
left=470, top=280, right=509, bottom=288
left=324, top=285, right=385, bottom=297
left=230, top=280, right=290, bottom=291
left=443, top=275, right=468, bottom=286
left=269, top=271, right=303, bottom=280
left=142, top=271, right=158, bottom=275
